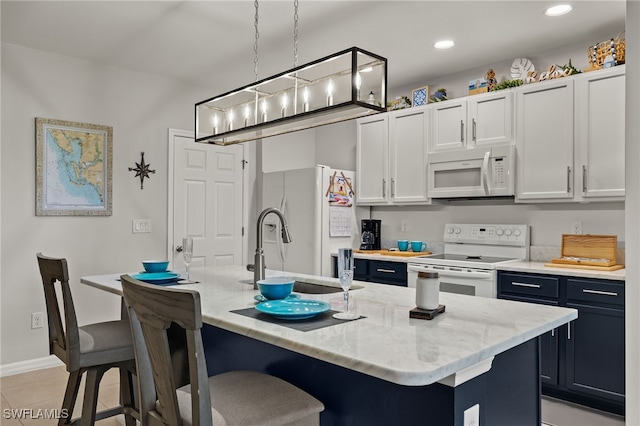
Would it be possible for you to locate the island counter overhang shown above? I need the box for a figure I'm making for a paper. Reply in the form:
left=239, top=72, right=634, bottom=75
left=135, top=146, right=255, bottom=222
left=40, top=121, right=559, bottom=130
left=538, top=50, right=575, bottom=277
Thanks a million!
left=82, top=265, right=577, bottom=425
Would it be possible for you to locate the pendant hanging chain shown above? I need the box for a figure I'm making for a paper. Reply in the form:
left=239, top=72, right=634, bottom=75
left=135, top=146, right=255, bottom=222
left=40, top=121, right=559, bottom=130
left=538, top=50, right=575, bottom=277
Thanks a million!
left=254, top=0, right=259, bottom=82
left=293, top=0, right=299, bottom=67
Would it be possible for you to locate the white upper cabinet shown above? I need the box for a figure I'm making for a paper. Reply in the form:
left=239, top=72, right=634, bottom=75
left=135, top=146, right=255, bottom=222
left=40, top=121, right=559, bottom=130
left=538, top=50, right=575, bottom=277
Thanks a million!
left=574, top=66, right=625, bottom=201
left=515, top=67, right=626, bottom=203
left=356, top=107, right=430, bottom=206
left=388, top=107, right=429, bottom=204
left=356, top=114, right=389, bottom=205
left=430, top=91, right=513, bottom=152
left=515, top=78, right=575, bottom=201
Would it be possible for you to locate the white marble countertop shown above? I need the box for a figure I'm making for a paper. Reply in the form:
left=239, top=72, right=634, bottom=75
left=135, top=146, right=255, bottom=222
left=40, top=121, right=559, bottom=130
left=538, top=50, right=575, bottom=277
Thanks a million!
left=497, top=260, right=626, bottom=281
left=81, top=265, right=576, bottom=387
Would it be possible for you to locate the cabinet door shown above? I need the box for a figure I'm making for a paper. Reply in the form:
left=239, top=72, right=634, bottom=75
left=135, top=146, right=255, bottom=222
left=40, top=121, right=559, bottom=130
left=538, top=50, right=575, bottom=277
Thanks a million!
left=430, top=99, right=466, bottom=151
left=356, top=115, right=389, bottom=205
left=575, top=66, right=625, bottom=200
left=565, top=303, right=625, bottom=403
left=468, top=91, right=513, bottom=147
left=515, top=79, right=574, bottom=201
left=388, top=108, right=429, bottom=204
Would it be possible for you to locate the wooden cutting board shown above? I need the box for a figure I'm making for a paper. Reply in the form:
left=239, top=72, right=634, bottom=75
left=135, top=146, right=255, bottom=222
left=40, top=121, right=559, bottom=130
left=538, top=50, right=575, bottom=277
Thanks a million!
left=355, top=249, right=432, bottom=257
left=544, top=262, right=625, bottom=271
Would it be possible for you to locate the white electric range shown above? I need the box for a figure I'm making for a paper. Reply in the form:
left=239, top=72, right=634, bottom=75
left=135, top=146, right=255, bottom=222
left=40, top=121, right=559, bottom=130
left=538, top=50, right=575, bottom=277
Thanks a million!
left=407, top=223, right=530, bottom=298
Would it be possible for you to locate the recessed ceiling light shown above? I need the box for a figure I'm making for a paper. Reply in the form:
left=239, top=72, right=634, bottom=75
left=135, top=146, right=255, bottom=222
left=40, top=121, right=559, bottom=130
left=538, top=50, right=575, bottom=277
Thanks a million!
left=545, top=4, right=573, bottom=16
left=434, top=40, right=455, bottom=50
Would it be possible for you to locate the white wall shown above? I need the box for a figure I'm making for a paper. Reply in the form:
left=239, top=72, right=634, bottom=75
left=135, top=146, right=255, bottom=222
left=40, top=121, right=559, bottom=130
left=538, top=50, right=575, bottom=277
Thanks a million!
left=0, top=43, right=209, bottom=365
left=624, top=1, right=639, bottom=424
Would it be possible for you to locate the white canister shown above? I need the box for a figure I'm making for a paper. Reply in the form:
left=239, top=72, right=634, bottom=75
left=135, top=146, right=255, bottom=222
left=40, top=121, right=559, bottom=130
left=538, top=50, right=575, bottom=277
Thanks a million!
left=416, top=271, right=439, bottom=310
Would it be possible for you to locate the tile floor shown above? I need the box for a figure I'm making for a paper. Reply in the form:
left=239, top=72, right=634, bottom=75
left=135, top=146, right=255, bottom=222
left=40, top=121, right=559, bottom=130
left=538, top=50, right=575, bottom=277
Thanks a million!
left=0, top=366, right=626, bottom=425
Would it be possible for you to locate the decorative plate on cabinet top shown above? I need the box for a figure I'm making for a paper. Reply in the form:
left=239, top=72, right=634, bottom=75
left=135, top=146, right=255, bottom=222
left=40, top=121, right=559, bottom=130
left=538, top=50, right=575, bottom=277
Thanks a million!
left=511, top=58, right=535, bottom=79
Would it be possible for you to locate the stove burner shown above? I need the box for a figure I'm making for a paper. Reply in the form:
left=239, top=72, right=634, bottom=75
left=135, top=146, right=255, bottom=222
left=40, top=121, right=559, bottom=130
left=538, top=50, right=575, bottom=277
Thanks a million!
left=466, top=255, right=482, bottom=259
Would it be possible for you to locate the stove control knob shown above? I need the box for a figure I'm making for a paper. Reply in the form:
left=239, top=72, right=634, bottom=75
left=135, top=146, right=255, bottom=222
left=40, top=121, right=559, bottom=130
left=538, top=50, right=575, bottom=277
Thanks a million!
left=505, top=229, right=513, bottom=236
left=496, top=228, right=504, bottom=236
left=513, top=228, right=522, bottom=237
left=447, top=227, right=454, bottom=234
left=454, top=227, right=461, bottom=234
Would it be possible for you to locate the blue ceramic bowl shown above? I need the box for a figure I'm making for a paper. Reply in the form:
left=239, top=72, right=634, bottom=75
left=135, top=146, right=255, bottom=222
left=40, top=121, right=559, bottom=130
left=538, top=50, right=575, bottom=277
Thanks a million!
left=142, top=260, right=170, bottom=273
left=257, top=277, right=295, bottom=300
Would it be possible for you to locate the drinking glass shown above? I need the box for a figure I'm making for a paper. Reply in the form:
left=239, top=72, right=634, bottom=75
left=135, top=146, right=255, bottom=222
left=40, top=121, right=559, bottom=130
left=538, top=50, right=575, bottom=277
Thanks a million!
left=333, top=248, right=359, bottom=320
left=182, top=237, right=193, bottom=281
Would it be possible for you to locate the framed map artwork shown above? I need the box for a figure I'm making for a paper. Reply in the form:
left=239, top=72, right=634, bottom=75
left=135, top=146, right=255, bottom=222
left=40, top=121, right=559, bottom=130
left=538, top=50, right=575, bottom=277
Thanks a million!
left=36, top=118, right=113, bottom=216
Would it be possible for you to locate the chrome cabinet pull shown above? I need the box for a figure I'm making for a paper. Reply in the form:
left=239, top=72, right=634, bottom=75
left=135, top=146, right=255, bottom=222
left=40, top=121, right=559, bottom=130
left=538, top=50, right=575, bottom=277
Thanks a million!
left=382, top=179, right=386, bottom=198
left=583, top=289, right=618, bottom=297
left=460, top=120, right=465, bottom=142
left=567, top=166, right=572, bottom=193
left=472, top=118, right=477, bottom=142
left=568, top=323, right=571, bottom=340
left=391, top=178, right=395, bottom=198
left=512, top=282, right=541, bottom=288
left=582, top=165, right=587, bottom=193
left=376, top=268, right=396, bottom=273
left=551, top=329, right=555, bottom=337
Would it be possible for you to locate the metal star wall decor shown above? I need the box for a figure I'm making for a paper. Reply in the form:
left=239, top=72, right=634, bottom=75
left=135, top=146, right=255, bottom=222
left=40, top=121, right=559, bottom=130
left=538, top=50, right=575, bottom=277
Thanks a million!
left=128, top=152, right=155, bottom=189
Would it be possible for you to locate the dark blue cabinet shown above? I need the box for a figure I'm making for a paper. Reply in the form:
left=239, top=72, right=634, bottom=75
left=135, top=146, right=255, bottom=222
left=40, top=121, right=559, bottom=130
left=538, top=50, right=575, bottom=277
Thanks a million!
left=333, top=257, right=407, bottom=286
left=498, top=271, right=625, bottom=415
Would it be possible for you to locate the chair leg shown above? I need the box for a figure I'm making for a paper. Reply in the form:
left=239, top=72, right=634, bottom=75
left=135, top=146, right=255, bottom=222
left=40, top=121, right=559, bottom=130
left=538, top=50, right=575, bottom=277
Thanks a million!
left=80, top=365, right=109, bottom=426
left=119, top=366, right=137, bottom=426
left=59, top=369, right=83, bottom=426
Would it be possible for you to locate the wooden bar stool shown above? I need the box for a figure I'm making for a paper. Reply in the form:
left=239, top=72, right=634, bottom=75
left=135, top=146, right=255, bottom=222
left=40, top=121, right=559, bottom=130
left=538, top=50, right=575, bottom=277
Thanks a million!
left=121, top=274, right=325, bottom=426
left=37, top=253, right=138, bottom=426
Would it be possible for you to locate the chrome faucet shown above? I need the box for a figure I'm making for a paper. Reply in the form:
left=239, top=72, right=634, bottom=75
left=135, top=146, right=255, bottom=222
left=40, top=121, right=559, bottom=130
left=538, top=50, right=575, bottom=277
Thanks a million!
left=247, top=207, right=292, bottom=287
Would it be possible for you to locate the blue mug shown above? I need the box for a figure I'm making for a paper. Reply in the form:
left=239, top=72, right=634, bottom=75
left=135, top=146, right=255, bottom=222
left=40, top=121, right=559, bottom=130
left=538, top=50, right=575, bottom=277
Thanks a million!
left=397, top=240, right=409, bottom=251
left=411, top=241, right=427, bottom=252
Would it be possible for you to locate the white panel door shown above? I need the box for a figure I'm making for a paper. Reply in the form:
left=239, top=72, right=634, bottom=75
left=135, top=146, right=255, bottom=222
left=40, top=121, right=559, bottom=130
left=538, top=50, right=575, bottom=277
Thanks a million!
left=170, top=131, right=244, bottom=270
left=430, top=99, right=467, bottom=151
left=575, top=67, right=625, bottom=200
left=468, top=91, right=513, bottom=147
left=356, top=115, right=389, bottom=205
left=388, top=108, right=429, bottom=204
left=515, top=79, right=574, bottom=201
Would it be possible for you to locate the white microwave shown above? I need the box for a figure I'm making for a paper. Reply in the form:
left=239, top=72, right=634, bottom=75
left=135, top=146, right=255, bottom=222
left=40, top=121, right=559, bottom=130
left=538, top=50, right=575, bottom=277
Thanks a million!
left=427, top=145, right=515, bottom=198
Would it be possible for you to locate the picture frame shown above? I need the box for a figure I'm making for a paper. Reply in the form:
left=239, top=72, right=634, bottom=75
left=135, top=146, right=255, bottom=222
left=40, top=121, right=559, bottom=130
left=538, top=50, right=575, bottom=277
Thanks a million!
left=35, top=117, right=113, bottom=216
left=412, top=86, right=429, bottom=107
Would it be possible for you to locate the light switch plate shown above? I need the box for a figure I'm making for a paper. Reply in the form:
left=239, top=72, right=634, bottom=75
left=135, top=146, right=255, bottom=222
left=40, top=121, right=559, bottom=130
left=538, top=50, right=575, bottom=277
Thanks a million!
left=133, top=219, right=151, bottom=233
left=463, top=403, right=479, bottom=426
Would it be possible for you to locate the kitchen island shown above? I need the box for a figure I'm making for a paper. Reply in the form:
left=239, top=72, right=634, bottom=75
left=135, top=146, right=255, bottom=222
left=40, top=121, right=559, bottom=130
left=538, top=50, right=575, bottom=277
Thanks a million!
left=82, top=265, right=577, bottom=426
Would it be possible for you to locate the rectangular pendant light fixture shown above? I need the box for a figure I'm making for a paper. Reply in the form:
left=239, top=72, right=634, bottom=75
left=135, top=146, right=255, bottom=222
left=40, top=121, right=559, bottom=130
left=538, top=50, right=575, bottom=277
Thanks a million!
left=195, top=47, right=387, bottom=145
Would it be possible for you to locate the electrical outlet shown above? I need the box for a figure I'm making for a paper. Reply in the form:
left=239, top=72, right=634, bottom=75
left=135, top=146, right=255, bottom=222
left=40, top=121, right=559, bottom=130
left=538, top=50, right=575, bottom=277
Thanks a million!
left=132, top=219, right=152, bottom=234
left=571, top=221, right=583, bottom=234
left=463, top=404, right=480, bottom=426
left=31, top=312, right=44, bottom=329
left=401, top=220, right=408, bottom=233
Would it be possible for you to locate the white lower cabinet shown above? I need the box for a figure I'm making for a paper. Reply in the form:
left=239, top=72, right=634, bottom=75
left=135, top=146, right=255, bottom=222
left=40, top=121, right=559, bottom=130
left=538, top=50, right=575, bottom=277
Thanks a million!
left=356, top=108, right=429, bottom=206
left=515, top=66, right=626, bottom=203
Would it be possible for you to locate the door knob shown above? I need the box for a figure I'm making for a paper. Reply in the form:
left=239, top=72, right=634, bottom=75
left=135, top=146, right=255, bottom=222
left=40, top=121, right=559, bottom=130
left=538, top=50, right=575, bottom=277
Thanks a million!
left=176, top=245, right=183, bottom=253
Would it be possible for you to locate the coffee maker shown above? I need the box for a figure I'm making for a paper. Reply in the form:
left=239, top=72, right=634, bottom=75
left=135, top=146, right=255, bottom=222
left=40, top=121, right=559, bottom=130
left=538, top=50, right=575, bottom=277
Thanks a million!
left=360, top=219, right=381, bottom=250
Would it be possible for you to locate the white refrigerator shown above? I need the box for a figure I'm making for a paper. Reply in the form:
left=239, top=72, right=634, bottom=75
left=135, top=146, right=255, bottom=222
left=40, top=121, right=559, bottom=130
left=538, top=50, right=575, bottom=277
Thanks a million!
left=262, top=166, right=362, bottom=277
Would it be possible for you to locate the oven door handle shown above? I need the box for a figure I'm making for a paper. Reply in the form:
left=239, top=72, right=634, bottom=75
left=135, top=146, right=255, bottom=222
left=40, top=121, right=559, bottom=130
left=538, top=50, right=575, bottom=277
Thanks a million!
left=409, top=266, right=492, bottom=280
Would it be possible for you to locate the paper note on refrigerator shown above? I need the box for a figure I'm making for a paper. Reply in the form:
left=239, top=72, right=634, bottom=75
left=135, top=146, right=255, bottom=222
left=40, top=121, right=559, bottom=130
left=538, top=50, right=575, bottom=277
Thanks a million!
left=329, top=206, right=352, bottom=237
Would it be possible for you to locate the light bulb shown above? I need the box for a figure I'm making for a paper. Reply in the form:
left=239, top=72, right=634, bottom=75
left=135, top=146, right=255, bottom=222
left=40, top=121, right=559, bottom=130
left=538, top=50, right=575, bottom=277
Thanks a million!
left=327, top=79, right=334, bottom=106
left=244, top=106, right=250, bottom=127
left=261, top=99, right=268, bottom=123
left=355, top=72, right=361, bottom=100
left=213, top=114, right=219, bottom=135
left=303, top=87, right=310, bottom=112
left=227, top=110, right=234, bottom=131
left=281, top=93, right=288, bottom=117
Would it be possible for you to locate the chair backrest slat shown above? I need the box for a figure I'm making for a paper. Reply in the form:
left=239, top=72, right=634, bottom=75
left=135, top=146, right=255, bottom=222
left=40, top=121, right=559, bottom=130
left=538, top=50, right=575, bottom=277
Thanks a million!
left=37, top=253, right=81, bottom=370
left=121, top=274, right=213, bottom=426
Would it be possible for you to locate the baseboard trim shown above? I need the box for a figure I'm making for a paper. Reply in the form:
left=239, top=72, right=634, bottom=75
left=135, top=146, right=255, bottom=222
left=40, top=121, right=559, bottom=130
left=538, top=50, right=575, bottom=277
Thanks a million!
left=0, top=355, right=64, bottom=377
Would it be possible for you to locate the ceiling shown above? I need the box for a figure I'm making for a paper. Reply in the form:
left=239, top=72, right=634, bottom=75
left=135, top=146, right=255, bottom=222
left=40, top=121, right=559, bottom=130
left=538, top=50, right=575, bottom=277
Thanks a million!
left=1, top=1, right=626, bottom=95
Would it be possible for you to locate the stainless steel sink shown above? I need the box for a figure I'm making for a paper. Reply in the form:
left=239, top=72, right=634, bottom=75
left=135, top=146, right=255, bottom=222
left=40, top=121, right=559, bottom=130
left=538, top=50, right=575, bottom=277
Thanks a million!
left=293, top=280, right=363, bottom=294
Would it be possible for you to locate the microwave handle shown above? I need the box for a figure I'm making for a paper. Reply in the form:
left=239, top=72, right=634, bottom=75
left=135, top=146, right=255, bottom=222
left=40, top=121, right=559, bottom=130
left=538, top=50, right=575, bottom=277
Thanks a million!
left=482, top=150, right=490, bottom=195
